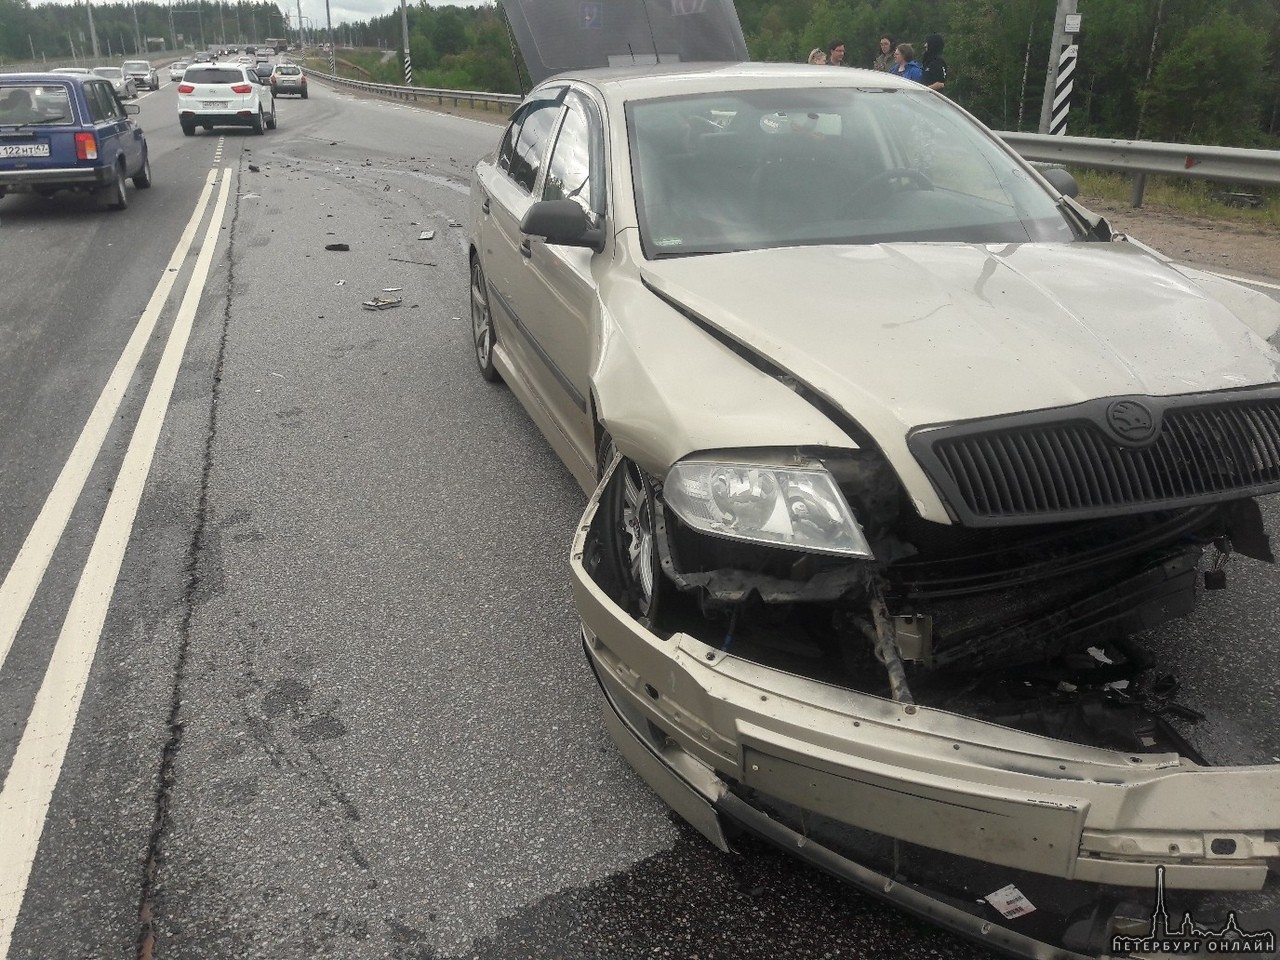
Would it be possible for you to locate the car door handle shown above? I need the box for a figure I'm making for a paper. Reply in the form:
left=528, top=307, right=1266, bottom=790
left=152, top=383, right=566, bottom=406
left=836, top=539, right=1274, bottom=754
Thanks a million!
left=481, top=197, right=490, bottom=215
left=520, top=238, right=532, bottom=258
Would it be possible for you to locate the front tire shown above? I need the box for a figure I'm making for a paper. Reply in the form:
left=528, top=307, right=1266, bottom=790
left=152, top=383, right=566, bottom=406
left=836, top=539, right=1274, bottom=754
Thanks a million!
left=252, top=109, right=264, bottom=135
left=599, top=439, right=666, bottom=629
left=470, top=257, right=500, bottom=383
left=266, top=106, right=277, bottom=130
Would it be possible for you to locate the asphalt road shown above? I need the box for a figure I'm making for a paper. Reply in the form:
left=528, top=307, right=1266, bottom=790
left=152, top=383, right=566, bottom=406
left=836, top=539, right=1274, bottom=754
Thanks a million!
left=0, top=77, right=1277, bottom=960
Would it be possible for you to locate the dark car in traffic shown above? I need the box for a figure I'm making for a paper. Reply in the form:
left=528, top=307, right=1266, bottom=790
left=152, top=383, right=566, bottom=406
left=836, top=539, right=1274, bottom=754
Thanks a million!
left=0, top=72, right=151, bottom=209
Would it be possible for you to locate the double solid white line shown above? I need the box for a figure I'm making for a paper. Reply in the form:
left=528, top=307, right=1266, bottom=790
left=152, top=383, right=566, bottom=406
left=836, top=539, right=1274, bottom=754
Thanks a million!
left=0, top=167, right=233, bottom=956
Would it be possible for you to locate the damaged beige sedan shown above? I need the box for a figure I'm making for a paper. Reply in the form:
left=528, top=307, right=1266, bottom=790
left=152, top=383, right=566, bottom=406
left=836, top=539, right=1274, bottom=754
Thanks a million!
left=467, top=59, right=1280, bottom=957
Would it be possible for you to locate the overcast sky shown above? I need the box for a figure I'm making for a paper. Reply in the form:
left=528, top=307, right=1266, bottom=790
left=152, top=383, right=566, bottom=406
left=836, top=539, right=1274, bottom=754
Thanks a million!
left=34, top=0, right=492, bottom=31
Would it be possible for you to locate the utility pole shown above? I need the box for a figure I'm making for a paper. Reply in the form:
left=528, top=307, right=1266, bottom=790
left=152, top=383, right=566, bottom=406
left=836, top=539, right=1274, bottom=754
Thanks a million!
left=217, top=1, right=226, bottom=46
left=399, top=0, right=412, bottom=84
left=85, top=0, right=101, bottom=60
left=296, top=0, right=304, bottom=46
left=131, top=0, right=143, bottom=54
left=1038, top=0, right=1079, bottom=134
left=168, top=0, right=177, bottom=50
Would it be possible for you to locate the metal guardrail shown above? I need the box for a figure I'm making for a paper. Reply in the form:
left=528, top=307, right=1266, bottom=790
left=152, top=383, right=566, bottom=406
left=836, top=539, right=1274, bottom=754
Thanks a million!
left=996, top=131, right=1280, bottom=206
left=302, top=68, right=520, bottom=114
left=301, top=68, right=1280, bottom=206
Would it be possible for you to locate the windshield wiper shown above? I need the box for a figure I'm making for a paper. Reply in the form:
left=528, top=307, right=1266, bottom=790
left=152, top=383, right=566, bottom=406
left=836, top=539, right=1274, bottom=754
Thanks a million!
left=20, top=116, right=67, bottom=126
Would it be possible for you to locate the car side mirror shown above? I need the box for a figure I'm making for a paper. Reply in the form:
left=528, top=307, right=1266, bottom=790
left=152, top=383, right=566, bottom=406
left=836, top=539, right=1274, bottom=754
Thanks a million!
left=1040, top=166, right=1078, bottom=199
left=124, top=103, right=140, bottom=115
left=520, top=199, right=605, bottom=253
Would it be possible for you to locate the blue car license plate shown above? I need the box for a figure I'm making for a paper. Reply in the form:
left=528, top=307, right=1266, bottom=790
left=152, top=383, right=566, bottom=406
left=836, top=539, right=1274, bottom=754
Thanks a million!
left=0, top=143, right=50, bottom=158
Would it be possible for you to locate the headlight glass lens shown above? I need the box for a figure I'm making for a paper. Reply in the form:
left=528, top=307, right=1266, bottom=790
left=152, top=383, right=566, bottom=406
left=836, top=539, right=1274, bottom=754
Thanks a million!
left=664, top=461, right=873, bottom=558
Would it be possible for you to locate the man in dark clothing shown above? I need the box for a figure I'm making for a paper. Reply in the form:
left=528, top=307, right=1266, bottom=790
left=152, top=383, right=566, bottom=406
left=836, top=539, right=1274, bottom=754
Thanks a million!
left=922, top=33, right=947, bottom=93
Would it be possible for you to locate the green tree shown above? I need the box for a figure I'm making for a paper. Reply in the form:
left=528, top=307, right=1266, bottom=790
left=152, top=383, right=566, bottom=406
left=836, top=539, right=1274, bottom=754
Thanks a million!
left=1141, top=13, right=1266, bottom=144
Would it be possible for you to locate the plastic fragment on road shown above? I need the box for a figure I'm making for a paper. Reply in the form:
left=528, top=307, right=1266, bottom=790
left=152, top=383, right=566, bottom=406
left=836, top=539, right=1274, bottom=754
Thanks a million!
left=362, top=296, right=403, bottom=311
left=325, top=243, right=350, bottom=251
left=382, top=287, right=403, bottom=292
left=389, top=256, right=436, bottom=267
left=448, top=218, right=461, bottom=227
left=418, top=230, right=435, bottom=240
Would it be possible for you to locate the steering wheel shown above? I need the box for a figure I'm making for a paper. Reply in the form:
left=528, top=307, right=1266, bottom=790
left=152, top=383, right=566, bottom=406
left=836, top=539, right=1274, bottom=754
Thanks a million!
left=847, top=167, right=934, bottom=211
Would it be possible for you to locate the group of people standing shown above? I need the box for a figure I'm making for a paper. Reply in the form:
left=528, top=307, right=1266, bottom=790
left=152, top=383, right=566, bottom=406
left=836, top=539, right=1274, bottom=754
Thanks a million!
left=808, top=34, right=947, bottom=93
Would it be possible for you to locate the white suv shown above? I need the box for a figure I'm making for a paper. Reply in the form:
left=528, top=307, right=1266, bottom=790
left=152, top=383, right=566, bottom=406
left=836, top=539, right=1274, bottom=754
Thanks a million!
left=176, top=63, right=276, bottom=135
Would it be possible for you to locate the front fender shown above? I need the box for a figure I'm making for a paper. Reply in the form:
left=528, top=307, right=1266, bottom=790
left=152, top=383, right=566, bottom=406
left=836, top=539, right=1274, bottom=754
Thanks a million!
left=591, top=237, right=858, bottom=478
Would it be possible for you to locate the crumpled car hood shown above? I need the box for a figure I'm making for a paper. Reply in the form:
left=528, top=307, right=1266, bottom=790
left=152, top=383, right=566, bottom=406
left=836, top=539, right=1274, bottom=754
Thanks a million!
left=638, top=242, right=1280, bottom=441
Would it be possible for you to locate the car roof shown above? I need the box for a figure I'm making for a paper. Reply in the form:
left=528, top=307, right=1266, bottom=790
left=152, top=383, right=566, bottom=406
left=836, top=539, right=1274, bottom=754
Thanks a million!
left=2, top=71, right=90, bottom=83
left=542, top=62, right=918, bottom=103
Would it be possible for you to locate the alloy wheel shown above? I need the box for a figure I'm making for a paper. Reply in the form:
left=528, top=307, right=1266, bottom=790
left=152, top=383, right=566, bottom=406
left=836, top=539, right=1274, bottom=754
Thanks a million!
left=470, top=258, right=499, bottom=382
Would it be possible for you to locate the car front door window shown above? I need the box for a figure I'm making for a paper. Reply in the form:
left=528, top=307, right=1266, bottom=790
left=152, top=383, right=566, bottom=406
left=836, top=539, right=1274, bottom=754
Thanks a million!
left=542, top=92, right=602, bottom=219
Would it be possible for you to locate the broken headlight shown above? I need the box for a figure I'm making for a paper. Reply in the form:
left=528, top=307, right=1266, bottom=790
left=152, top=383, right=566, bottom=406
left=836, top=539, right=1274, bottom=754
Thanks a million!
left=663, top=460, right=874, bottom=558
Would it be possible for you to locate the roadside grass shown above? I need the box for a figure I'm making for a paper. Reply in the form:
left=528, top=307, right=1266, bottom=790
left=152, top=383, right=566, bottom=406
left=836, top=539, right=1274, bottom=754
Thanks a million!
left=1072, top=169, right=1280, bottom=229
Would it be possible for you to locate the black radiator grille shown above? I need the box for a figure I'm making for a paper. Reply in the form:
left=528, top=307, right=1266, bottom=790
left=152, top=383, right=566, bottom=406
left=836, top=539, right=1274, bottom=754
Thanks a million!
left=914, top=394, right=1280, bottom=524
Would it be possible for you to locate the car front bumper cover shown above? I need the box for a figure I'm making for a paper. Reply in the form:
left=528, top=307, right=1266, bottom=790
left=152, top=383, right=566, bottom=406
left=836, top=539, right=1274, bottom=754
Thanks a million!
left=570, top=460, right=1280, bottom=957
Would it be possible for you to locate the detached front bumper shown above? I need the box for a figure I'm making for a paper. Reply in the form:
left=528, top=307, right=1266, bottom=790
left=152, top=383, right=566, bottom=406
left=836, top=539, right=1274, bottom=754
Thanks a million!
left=569, top=461, right=1280, bottom=957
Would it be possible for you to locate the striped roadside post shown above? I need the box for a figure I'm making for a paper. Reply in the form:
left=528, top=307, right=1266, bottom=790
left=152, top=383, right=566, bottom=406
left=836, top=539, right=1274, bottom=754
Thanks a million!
left=399, top=0, right=412, bottom=85
left=1050, top=43, right=1077, bottom=136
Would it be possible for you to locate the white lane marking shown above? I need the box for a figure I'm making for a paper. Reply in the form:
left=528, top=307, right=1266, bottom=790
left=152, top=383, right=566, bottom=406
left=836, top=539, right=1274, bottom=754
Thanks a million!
left=1205, top=270, right=1280, bottom=293
left=0, top=167, right=235, bottom=958
left=0, top=170, right=220, bottom=676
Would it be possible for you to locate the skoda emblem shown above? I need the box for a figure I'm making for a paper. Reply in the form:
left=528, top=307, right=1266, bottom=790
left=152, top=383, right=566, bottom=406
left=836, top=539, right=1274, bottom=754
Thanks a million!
left=1106, top=400, right=1156, bottom=442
